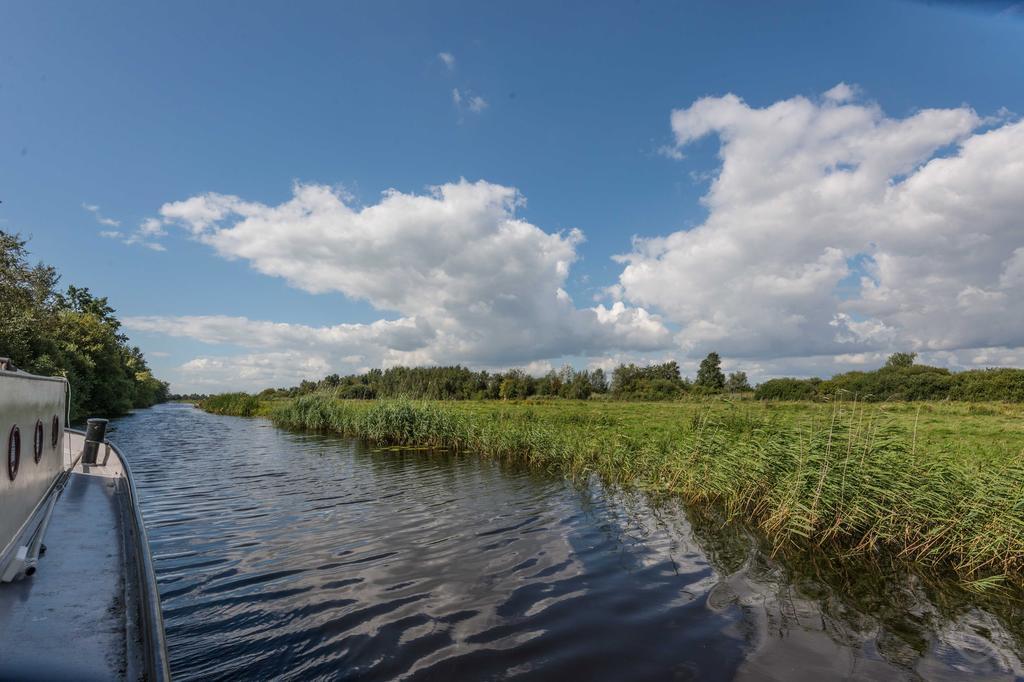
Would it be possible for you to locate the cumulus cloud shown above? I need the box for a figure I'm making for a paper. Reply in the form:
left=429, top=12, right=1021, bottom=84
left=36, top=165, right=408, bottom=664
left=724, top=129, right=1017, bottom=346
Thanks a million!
left=438, top=52, right=456, bottom=70
left=823, top=82, right=857, bottom=103
left=125, top=315, right=436, bottom=359
left=177, top=352, right=334, bottom=390
left=141, top=180, right=671, bottom=390
left=616, top=85, right=1024, bottom=361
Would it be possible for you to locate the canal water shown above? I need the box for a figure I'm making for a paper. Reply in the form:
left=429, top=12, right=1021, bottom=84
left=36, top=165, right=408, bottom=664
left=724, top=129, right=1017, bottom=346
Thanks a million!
left=108, top=403, right=1024, bottom=680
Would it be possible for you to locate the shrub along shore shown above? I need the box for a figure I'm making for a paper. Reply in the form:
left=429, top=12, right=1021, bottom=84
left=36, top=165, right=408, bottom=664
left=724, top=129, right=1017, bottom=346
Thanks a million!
left=198, top=393, right=1024, bottom=590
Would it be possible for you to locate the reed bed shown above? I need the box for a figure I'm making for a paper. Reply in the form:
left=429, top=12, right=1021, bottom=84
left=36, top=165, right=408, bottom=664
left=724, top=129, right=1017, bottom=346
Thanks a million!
left=198, top=392, right=263, bottom=417
left=217, top=393, right=1024, bottom=587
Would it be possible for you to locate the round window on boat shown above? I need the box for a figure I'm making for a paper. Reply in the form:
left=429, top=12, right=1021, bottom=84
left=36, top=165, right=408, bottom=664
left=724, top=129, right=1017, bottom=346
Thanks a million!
left=51, top=415, right=60, bottom=448
left=7, top=425, right=20, bottom=481
left=33, top=420, right=43, bottom=464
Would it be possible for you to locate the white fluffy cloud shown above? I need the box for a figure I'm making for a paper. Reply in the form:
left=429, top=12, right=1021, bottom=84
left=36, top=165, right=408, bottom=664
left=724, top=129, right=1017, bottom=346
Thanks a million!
left=617, top=85, right=1024, bottom=361
left=134, top=180, right=672, bottom=390
left=125, top=315, right=436, bottom=356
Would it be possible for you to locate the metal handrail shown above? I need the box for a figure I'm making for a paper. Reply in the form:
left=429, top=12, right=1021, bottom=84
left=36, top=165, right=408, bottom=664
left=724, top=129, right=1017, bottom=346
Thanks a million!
left=67, top=429, right=171, bottom=681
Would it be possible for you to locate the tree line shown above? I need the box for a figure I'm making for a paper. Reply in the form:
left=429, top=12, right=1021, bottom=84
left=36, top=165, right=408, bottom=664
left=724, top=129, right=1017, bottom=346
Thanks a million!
left=755, top=352, right=1024, bottom=402
left=240, top=350, right=1024, bottom=404
left=248, top=352, right=750, bottom=402
left=1, top=231, right=170, bottom=420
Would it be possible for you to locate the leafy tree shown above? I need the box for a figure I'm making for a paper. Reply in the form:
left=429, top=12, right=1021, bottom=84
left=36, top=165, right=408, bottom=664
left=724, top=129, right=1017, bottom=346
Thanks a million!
left=695, top=352, right=725, bottom=390
left=610, top=361, right=686, bottom=400
left=535, top=370, right=563, bottom=397
left=559, top=371, right=593, bottom=400
left=885, top=352, right=917, bottom=369
left=588, top=368, right=609, bottom=394
left=337, top=384, right=376, bottom=399
left=0, top=231, right=62, bottom=371
left=499, top=370, right=534, bottom=400
left=725, top=371, right=751, bottom=393
left=0, top=232, right=169, bottom=419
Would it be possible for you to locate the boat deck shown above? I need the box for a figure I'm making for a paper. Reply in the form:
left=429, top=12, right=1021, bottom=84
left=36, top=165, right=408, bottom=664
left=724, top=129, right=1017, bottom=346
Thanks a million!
left=0, top=436, right=145, bottom=681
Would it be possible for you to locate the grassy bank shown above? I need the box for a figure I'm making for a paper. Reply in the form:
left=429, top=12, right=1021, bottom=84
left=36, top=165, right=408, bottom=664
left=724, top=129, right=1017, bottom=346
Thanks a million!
left=204, top=394, right=1024, bottom=588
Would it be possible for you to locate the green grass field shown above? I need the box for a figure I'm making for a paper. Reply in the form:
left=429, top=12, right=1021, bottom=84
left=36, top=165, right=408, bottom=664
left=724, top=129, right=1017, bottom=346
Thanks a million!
left=200, top=393, right=1024, bottom=588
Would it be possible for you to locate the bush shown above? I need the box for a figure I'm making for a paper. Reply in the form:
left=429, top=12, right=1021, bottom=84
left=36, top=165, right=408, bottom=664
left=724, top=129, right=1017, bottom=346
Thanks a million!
left=755, top=378, right=821, bottom=401
left=949, top=368, right=1024, bottom=402
left=820, top=365, right=952, bottom=401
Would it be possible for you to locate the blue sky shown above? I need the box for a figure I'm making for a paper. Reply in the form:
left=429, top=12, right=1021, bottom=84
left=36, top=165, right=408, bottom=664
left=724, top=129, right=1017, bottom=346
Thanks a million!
left=3, top=1, right=1024, bottom=391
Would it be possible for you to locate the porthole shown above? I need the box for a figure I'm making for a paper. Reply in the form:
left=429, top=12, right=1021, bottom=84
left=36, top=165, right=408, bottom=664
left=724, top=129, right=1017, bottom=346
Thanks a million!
left=8, top=426, right=20, bottom=481
left=33, top=420, right=43, bottom=464
left=51, top=415, right=60, bottom=449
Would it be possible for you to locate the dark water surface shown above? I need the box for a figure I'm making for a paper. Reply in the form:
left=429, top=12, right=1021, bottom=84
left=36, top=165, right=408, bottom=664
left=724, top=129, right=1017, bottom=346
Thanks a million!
left=108, top=404, right=1024, bottom=681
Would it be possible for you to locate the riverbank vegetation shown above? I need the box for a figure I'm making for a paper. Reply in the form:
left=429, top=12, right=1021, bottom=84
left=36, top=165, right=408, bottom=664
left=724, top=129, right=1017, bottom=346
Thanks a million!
left=0, top=231, right=169, bottom=420
left=201, top=392, right=1024, bottom=588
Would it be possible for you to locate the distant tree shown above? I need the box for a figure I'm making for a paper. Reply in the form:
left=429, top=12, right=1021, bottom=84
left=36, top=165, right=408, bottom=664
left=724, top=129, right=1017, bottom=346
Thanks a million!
left=535, top=370, right=562, bottom=397
left=588, top=368, right=609, bottom=394
left=609, top=361, right=686, bottom=400
left=695, top=352, right=725, bottom=390
left=725, top=371, right=751, bottom=393
left=499, top=370, right=533, bottom=400
left=885, top=352, right=917, bottom=369
left=560, top=371, right=593, bottom=400
left=337, top=384, right=375, bottom=399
